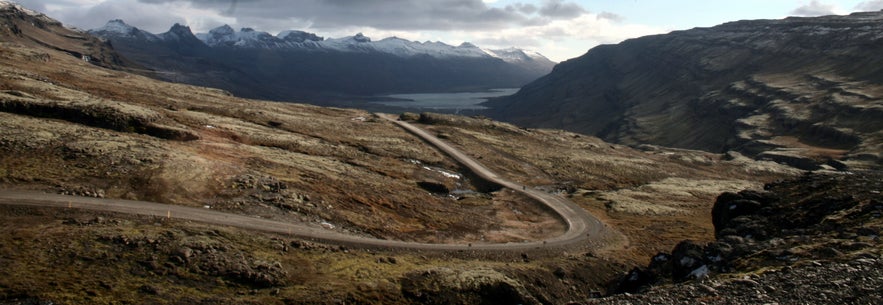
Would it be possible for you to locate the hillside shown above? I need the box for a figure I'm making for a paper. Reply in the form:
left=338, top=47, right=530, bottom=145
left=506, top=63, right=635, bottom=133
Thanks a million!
left=88, top=20, right=555, bottom=104
left=3, top=3, right=876, bottom=305
left=0, top=1, right=130, bottom=69
left=486, top=11, right=883, bottom=170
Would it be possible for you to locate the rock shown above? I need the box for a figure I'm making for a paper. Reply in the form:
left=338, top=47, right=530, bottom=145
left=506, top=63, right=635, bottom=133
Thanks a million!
left=697, top=284, right=718, bottom=295
left=417, top=181, right=451, bottom=194
left=553, top=267, right=567, bottom=279
left=139, top=285, right=159, bottom=295
left=176, top=247, right=193, bottom=262
left=731, top=278, right=759, bottom=287
left=670, top=240, right=707, bottom=282
left=612, top=267, right=656, bottom=294
left=711, top=191, right=768, bottom=238
left=401, top=267, right=540, bottom=305
left=648, top=252, right=672, bottom=276
left=399, top=112, right=420, bottom=121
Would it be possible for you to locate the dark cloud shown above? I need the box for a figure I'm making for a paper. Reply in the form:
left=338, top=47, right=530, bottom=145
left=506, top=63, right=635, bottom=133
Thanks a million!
left=791, top=0, right=837, bottom=16
left=855, top=0, right=883, bottom=11
left=597, top=11, right=624, bottom=23
left=53, top=0, right=185, bottom=32
left=136, top=0, right=588, bottom=31
left=538, top=0, right=587, bottom=19
left=12, top=0, right=47, bottom=12
left=507, top=3, right=538, bottom=15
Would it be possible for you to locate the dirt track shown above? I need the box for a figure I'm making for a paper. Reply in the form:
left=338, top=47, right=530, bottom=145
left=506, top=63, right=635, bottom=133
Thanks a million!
left=0, top=115, right=613, bottom=251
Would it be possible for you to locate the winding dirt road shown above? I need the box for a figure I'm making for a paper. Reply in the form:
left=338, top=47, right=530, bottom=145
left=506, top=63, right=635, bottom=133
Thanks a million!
left=0, top=114, right=611, bottom=251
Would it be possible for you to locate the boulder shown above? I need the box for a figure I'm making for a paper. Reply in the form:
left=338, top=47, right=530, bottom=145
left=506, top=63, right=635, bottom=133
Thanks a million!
left=401, top=267, right=539, bottom=305
left=711, top=190, right=769, bottom=237
left=670, top=240, right=707, bottom=282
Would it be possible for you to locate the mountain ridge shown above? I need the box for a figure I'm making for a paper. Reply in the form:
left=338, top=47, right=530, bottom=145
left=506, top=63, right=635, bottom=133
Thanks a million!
left=486, top=11, right=883, bottom=170
left=88, top=19, right=555, bottom=104
left=94, top=19, right=551, bottom=64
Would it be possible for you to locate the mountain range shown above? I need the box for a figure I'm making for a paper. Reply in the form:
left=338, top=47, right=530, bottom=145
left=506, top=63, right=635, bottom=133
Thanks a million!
left=88, top=20, right=555, bottom=104
left=486, top=11, right=883, bottom=170
left=2, top=2, right=882, bottom=304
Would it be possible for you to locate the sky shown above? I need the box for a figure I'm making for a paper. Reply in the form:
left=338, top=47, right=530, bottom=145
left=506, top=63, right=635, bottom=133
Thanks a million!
left=10, top=0, right=883, bottom=62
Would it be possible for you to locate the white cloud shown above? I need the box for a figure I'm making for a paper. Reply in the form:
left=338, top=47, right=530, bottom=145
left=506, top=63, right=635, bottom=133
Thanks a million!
left=791, top=0, right=838, bottom=16
left=13, top=0, right=667, bottom=62
left=463, top=11, right=666, bottom=61
left=855, top=0, right=883, bottom=11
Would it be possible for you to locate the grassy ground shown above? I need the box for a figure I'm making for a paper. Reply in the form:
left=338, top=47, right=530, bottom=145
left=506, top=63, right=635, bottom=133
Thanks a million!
left=0, top=32, right=797, bottom=303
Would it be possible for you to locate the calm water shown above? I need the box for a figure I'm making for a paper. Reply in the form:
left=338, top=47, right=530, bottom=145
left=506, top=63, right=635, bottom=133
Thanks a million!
left=372, top=88, right=518, bottom=111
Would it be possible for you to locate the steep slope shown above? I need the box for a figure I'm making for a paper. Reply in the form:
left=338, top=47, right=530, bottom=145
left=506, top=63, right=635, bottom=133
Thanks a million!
left=89, top=21, right=555, bottom=103
left=1, top=3, right=831, bottom=304
left=0, top=1, right=130, bottom=69
left=487, top=12, right=883, bottom=170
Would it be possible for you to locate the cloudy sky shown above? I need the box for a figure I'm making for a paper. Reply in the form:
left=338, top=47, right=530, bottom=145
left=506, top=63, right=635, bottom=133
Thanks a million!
left=12, top=0, right=883, bottom=62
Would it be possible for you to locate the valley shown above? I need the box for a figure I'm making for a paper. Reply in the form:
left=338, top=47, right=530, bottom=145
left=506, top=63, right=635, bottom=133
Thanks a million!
left=88, top=20, right=554, bottom=106
left=485, top=11, right=883, bottom=173
left=0, top=1, right=881, bottom=304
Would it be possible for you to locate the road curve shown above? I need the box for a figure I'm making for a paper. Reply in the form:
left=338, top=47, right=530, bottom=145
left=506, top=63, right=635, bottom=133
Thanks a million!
left=0, top=114, right=610, bottom=251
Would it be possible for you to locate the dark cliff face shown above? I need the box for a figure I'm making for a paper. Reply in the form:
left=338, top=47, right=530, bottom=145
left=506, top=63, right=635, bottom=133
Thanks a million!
left=486, top=12, right=883, bottom=169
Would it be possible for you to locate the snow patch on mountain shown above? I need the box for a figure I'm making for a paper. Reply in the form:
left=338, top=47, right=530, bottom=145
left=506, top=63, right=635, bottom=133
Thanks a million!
left=1, top=0, right=60, bottom=24
left=89, top=20, right=552, bottom=64
left=90, top=19, right=160, bottom=41
left=199, top=25, right=324, bottom=49
left=483, top=47, right=548, bottom=62
left=93, top=19, right=134, bottom=34
left=191, top=25, right=550, bottom=63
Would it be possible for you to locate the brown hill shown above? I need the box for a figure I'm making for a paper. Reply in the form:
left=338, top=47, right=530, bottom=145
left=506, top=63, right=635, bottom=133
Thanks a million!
left=486, top=12, right=883, bottom=170
left=0, top=2, right=131, bottom=69
left=2, top=3, right=852, bottom=305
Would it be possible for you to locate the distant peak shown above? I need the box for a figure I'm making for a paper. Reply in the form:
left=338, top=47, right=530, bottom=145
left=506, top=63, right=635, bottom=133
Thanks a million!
left=161, top=23, right=200, bottom=42
left=352, top=33, right=371, bottom=42
left=278, top=30, right=323, bottom=42
left=90, top=19, right=139, bottom=36
left=241, top=27, right=255, bottom=32
left=211, top=24, right=234, bottom=34
left=458, top=42, right=478, bottom=48
left=1, top=1, right=67, bottom=26
left=170, top=23, right=191, bottom=31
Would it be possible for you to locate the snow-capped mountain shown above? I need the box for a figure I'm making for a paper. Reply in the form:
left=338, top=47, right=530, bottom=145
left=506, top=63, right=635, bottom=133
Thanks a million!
left=91, top=20, right=553, bottom=65
left=193, top=24, right=552, bottom=64
left=1, top=0, right=64, bottom=26
left=484, top=47, right=548, bottom=63
left=90, top=19, right=161, bottom=41
left=0, top=2, right=131, bottom=69
left=195, top=25, right=324, bottom=49
left=88, top=19, right=556, bottom=104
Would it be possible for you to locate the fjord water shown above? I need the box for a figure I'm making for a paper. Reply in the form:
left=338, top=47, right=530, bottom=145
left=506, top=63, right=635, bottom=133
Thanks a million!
left=372, top=88, right=519, bottom=112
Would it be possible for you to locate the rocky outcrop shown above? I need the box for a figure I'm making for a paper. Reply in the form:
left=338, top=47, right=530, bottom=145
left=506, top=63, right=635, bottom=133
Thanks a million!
left=487, top=12, right=883, bottom=170
left=612, top=172, right=883, bottom=294
left=594, top=258, right=883, bottom=305
left=0, top=92, right=199, bottom=141
left=401, top=267, right=539, bottom=305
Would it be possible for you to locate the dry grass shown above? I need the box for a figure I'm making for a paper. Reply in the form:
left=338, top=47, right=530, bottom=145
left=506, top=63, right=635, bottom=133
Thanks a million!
left=410, top=113, right=795, bottom=261
left=0, top=29, right=805, bottom=304
left=0, top=40, right=569, bottom=243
